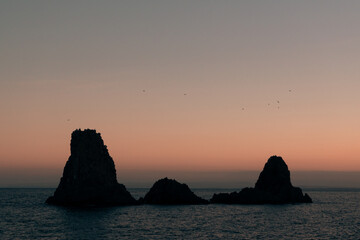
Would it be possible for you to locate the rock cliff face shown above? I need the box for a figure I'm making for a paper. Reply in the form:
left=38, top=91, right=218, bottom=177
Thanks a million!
left=142, top=178, right=208, bottom=205
left=211, top=156, right=312, bottom=204
left=46, top=129, right=137, bottom=206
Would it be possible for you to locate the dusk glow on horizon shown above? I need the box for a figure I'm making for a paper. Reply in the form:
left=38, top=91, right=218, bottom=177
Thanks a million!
left=1, top=1, right=360, bottom=187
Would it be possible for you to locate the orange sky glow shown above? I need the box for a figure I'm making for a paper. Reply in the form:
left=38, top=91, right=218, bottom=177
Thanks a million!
left=1, top=1, right=360, bottom=188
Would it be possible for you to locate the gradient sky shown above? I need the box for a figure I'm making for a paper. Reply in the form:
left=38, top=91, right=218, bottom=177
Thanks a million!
left=1, top=1, right=360, bottom=187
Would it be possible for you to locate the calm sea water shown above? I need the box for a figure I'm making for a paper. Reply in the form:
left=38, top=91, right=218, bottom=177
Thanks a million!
left=0, top=188, right=359, bottom=239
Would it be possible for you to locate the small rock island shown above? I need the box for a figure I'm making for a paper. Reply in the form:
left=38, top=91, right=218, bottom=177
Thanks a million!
left=46, top=129, right=137, bottom=206
left=47, top=130, right=312, bottom=206
left=211, top=155, right=312, bottom=204
left=142, top=177, right=208, bottom=205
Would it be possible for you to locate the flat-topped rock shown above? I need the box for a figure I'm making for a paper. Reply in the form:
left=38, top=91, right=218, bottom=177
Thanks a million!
left=211, top=156, right=312, bottom=204
left=46, top=129, right=137, bottom=206
left=142, top=178, right=208, bottom=205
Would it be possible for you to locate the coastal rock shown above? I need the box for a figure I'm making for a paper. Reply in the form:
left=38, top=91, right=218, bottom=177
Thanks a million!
left=143, top=178, right=208, bottom=205
left=211, top=156, right=312, bottom=204
left=46, top=129, right=137, bottom=206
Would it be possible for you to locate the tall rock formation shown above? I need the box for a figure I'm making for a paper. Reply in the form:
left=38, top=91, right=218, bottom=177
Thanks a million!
left=211, top=156, right=312, bottom=204
left=142, top=178, right=208, bottom=205
left=46, top=129, right=137, bottom=206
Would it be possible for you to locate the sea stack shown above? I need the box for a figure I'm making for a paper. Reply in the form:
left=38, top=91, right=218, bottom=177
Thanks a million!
left=46, top=129, right=137, bottom=206
left=142, top=178, right=208, bottom=205
left=211, top=155, right=312, bottom=204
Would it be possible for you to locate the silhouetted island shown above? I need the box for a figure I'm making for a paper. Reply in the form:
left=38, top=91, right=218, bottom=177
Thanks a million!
left=211, top=155, right=312, bottom=204
left=141, top=177, right=208, bottom=205
left=46, top=129, right=137, bottom=206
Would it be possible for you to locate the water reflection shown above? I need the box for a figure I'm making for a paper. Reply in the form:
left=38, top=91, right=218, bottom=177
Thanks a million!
left=0, top=189, right=359, bottom=239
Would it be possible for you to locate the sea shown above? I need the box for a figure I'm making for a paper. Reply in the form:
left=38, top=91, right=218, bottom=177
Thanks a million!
left=0, top=188, right=359, bottom=239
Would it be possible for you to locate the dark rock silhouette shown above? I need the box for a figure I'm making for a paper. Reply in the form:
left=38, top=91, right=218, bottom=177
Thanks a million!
left=142, top=178, right=208, bottom=205
left=46, top=129, right=137, bottom=206
left=211, top=156, right=312, bottom=204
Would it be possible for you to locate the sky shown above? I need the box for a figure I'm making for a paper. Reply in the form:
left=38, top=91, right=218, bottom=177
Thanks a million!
left=1, top=1, right=360, bottom=187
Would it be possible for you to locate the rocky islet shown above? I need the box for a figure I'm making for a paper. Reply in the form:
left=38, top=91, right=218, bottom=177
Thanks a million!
left=210, top=155, right=312, bottom=204
left=46, top=129, right=137, bottom=206
left=141, top=177, right=208, bottom=205
left=47, top=129, right=312, bottom=206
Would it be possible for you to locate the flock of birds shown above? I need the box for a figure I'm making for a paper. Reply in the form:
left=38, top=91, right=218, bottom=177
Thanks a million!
left=141, top=89, right=293, bottom=111
left=66, top=89, right=293, bottom=122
